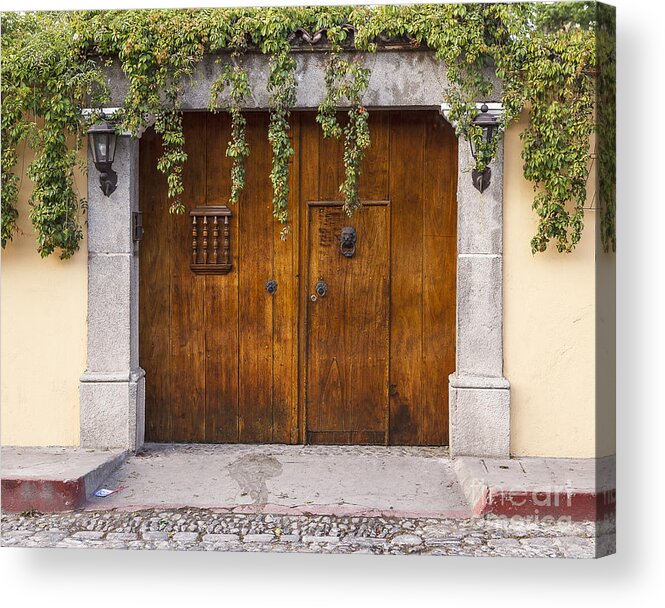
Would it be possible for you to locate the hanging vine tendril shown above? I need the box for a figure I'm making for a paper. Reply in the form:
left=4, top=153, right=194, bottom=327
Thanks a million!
left=317, top=54, right=371, bottom=216
left=267, top=50, right=297, bottom=237
left=210, top=59, right=251, bottom=206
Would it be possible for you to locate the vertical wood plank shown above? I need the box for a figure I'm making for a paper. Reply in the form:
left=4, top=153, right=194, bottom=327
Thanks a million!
left=422, top=235, right=456, bottom=444
left=238, top=112, right=274, bottom=442
left=140, top=127, right=172, bottom=441
left=299, top=112, right=320, bottom=442
left=389, top=111, right=425, bottom=445
left=306, top=202, right=389, bottom=442
left=204, top=111, right=240, bottom=442
left=271, top=114, right=299, bottom=442
left=318, top=112, right=345, bottom=200
left=421, top=113, right=457, bottom=444
left=347, top=205, right=390, bottom=436
left=307, top=206, right=348, bottom=432
left=358, top=111, right=390, bottom=201
left=169, top=112, right=207, bottom=442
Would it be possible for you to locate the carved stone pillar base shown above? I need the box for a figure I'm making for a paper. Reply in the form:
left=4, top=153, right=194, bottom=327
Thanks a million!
left=449, top=375, right=510, bottom=458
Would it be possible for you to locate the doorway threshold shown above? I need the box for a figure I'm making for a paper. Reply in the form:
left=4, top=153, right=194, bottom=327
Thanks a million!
left=84, top=443, right=473, bottom=519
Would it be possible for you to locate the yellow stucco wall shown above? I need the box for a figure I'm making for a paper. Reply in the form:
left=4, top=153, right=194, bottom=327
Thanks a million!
left=503, top=112, right=607, bottom=458
left=1, top=141, right=87, bottom=447
left=2, top=116, right=610, bottom=456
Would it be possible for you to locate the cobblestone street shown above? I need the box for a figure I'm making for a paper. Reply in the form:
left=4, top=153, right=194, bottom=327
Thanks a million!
left=1, top=508, right=614, bottom=558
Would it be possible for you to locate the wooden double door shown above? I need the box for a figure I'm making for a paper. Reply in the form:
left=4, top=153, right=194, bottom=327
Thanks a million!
left=140, top=110, right=457, bottom=445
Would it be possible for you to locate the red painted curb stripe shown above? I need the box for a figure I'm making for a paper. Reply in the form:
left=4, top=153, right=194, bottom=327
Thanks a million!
left=1, top=478, right=87, bottom=513
left=479, top=488, right=616, bottom=521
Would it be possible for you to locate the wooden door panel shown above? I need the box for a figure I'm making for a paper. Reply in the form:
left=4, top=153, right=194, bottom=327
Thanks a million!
left=141, top=110, right=456, bottom=446
left=140, top=126, right=172, bottom=442
left=169, top=112, right=207, bottom=442
left=204, top=112, right=239, bottom=442
left=421, top=112, right=458, bottom=444
left=317, top=116, right=345, bottom=201
left=237, top=113, right=274, bottom=442
left=307, top=431, right=386, bottom=445
left=358, top=111, right=390, bottom=201
left=388, top=111, right=425, bottom=445
left=306, top=202, right=390, bottom=442
left=271, top=116, right=301, bottom=444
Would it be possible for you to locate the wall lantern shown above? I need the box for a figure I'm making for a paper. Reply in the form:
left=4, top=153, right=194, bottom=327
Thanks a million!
left=469, top=104, right=499, bottom=193
left=88, top=114, right=118, bottom=197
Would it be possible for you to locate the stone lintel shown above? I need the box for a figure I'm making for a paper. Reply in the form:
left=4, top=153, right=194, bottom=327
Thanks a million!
left=104, top=50, right=501, bottom=111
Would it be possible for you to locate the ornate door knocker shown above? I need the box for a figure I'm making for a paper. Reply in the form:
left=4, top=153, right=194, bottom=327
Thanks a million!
left=340, top=226, right=357, bottom=258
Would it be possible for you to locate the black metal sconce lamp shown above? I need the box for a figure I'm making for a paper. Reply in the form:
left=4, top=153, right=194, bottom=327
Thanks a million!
left=88, top=114, right=118, bottom=197
left=469, top=104, right=499, bottom=193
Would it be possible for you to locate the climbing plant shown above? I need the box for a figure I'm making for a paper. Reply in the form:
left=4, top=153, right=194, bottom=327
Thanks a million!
left=266, top=49, right=297, bottom=234
left=596, top=3, right=616, bottom=253
left=0, top=11, right=107, bottom=257
left=0, top=3, right=615, bottom=258
left=210, top=58, right=251, bottom=206
left=317, top=54, right=371, bottom=216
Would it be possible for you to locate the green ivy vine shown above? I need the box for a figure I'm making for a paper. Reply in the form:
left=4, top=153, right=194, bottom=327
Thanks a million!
left=267, top=49, right=297, bottom=235
left=0, top=12, right=106, bottom=257
left=0, top=4, right=615, bottom=258
left=596, top=3, right=616, bottom=253
left=317, top=54, right=371, bottom=216
left=210, top=58, right=251, bottom=206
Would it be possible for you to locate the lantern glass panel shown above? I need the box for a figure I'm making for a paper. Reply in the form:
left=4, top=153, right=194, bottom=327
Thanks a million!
left=106, top=132, right=117, bottom=164
left=469, top=136, right=477, bottom=159
left=96, top=135, right=108, bottom=163
left=484, top=124, right=496, bottom=145
left=89, top=127, right=117, bottom=166
left=89, top=134, right=98, bottom=164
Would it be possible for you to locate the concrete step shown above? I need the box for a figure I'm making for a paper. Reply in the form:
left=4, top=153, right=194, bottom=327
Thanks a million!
left=82, top=443, right=474, bottom=518
left=1, top=447, right=127, bottom=512
left=454, top=455, right=616, bottom=521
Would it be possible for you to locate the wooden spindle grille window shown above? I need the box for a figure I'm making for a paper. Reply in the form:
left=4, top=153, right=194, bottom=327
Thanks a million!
left=190, top=206, right=232, bottom=274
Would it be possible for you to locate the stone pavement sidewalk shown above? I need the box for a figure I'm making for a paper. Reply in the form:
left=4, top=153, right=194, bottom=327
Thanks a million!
left=1, top=444, right=616, bottom=557
left=0, top=507, right=615, bottom=558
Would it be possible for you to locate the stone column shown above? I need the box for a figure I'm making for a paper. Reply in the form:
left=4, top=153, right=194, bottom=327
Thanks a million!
left=79, top=135, right=144, bottom=450
left=449, top=137, right=511, bottom=458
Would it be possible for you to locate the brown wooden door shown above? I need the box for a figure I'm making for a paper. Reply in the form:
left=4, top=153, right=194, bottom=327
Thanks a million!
left=298, top=111, right=457, bottom=445
left=305, top=202, right=390, bottom=444
left=140, top=112, right=299, bottom=443
left=140, top=110, right=456, bottom=445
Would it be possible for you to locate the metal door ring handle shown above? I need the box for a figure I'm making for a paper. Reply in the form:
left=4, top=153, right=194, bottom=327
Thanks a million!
left=340, top=226, right=357, bottom=258
left=315, top=280, right=328, bottom=298
left=265, top=279, right=277, bottom=295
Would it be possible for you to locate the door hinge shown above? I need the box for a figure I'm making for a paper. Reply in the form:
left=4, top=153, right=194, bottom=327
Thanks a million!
left=132, top=211, right=144, bottom=242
